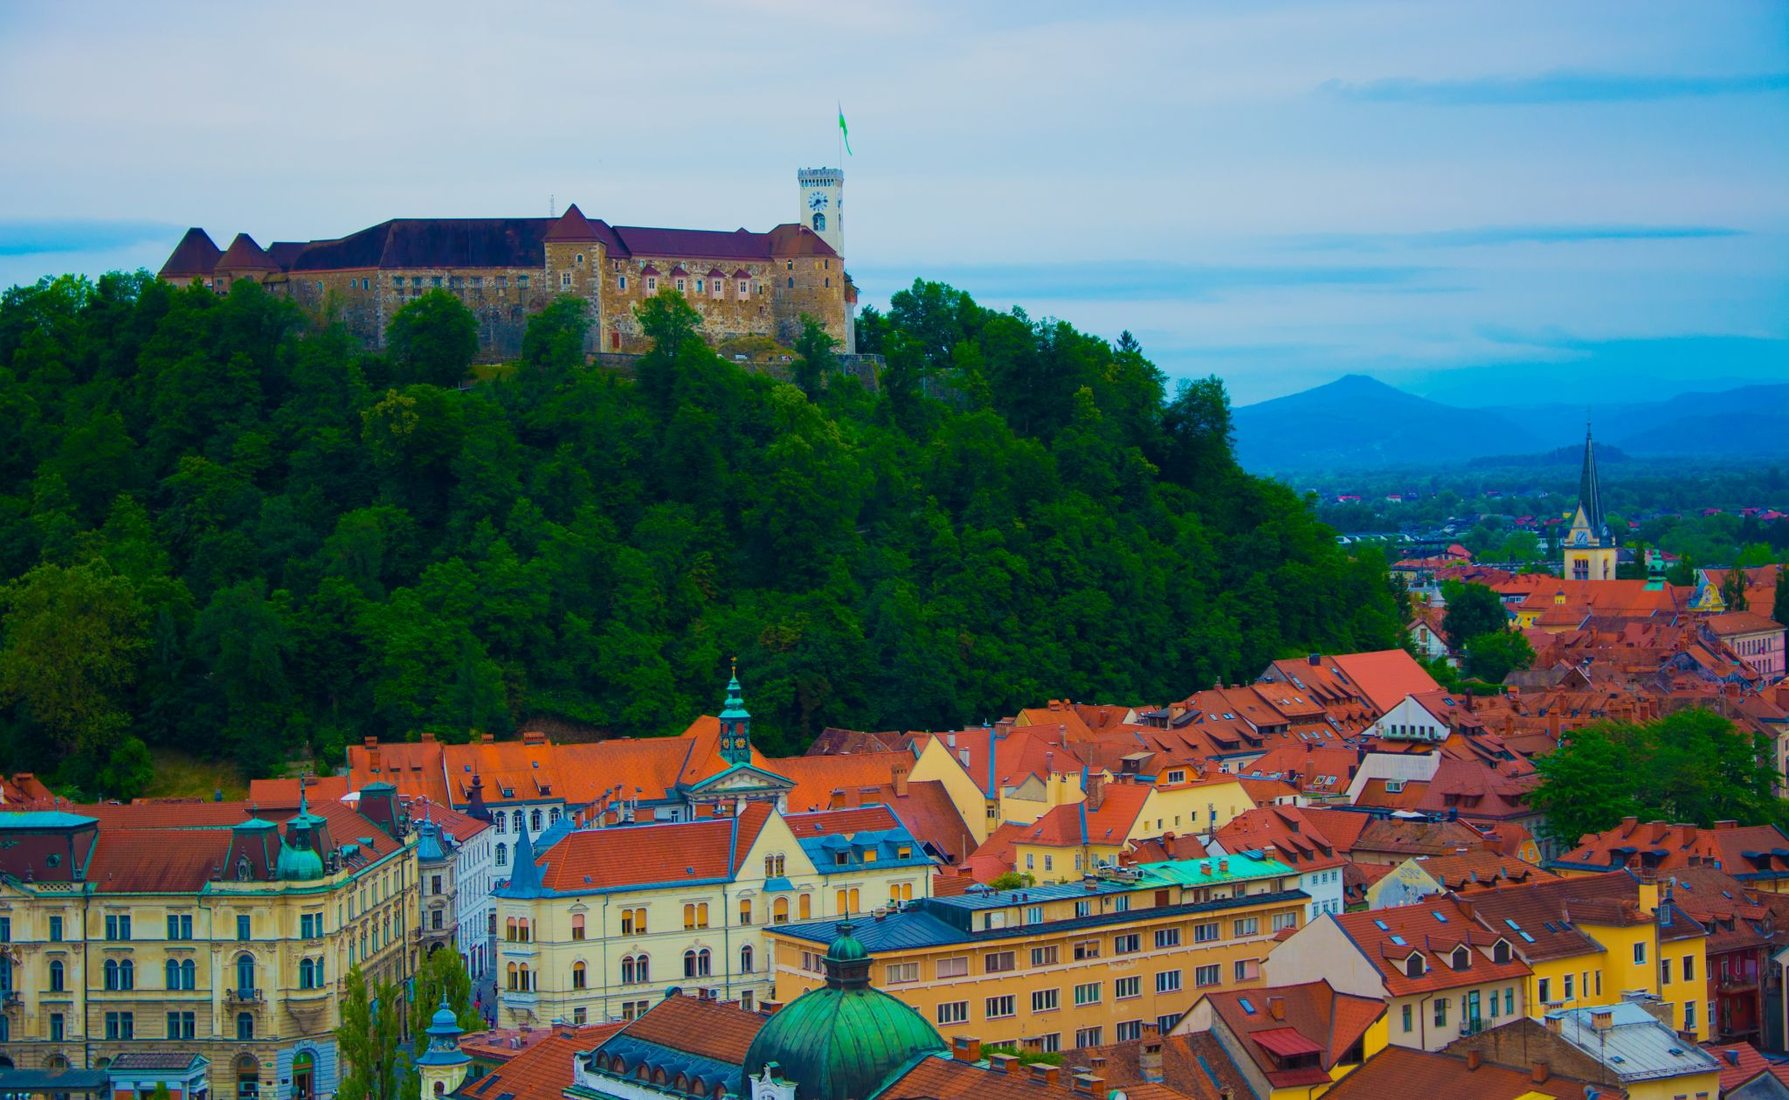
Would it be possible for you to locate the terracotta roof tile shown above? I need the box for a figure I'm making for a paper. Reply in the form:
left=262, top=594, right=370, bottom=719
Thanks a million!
left=455, top=1025, right=622, bottom=1100
left=601, top=992, right=765, bottom=1065
left=1320, top=1046, right=1614, bottom=1100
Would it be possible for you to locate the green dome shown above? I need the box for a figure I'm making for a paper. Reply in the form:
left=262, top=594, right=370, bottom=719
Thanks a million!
left=741, top=922, right=945, bottom=1100
left=276, top=838, right=324, bottom=881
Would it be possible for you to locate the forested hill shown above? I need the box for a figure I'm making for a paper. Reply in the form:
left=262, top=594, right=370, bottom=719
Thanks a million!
left=0, top=273, right=1401, bottom=797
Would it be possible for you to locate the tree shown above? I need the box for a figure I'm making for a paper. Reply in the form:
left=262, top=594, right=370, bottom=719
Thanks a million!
left=1532, top=724, right=1640, bottom=848
left=988, top=871, right=1034, bottom=890
left=1774, top=565, right=1788, bottom=628
left=0, top=561, right=146, bottom=760
left=791, top=314, right=840, bottom=400
left=1720, top=567, right=1750, bottom=612
left=1441, top=582, right=1506, bottom=648
left=385, top=291, right=478, bottom=388
left=408, top=948, right=482, bottom=1042
left=519, top=297, right=590, bottom=383
left=337, top=966, right=408, bottom=1100
left=1462, top=629, right=1534, bottom=683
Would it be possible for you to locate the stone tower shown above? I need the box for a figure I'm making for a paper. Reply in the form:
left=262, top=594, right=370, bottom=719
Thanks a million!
left=719, top=661, right=753, bottom=766
left=797, top=168, right=845, bottom=258
left=1563, top=422, right=1618, bottom=582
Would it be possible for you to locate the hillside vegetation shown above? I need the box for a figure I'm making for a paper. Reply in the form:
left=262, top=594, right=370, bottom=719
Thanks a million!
left=0, top=274, right=1401, bottom=797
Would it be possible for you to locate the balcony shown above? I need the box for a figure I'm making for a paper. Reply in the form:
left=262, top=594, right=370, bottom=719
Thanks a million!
left=2, top=990, right=21, bottom=1008
left=1458, top=1018, right=1487, bottom=1037
left=226, top=987, right=265, bottom=1005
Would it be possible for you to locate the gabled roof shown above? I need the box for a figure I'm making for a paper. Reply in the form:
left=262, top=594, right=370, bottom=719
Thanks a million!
left=544, top=204, right=605, bottom=242
left=1552, top=818, right=1789, bottom=880
left=1011, top=782, right=1152, bottom=849
left=1196, top=979, right=1384, bottom=1085
left=592, top=990, right=766, bottom=1067
left=214, top=232, right=276, bottom=272
left=523, top=802, right=774, bottom=894
left=159, top=227, right=223, bottom=277
left=1331, top=896, right=1530, bottom=996
left=1329, top=650, right=1442, bottom=714
left=1319, top=1046, right=1613, bottom=1100
left=455, top=1024, right=624, bottom=1100
left=774, top=751, right=915, bottom=814
left=1212, top=807, right=1348, bottom=872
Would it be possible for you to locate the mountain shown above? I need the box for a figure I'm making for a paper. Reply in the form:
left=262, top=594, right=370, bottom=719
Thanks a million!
left=1231, top=374, right=1542, bottom=472
left=1236, top=375, right=1789, bottom=473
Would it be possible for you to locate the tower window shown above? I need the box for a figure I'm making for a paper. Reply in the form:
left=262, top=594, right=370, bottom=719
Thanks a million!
left=619, top=275, right=627, bottom=291
left=812, top=213, right=826, bottom=233
left=575, top=253, right=584, bottom=266
left=646, top=277, right=658, bottom=292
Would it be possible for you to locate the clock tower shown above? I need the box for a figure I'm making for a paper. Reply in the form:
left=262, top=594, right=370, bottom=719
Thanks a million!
left=797, top=167, right=845, bottom=257
left=1562, top=422, right=1618, bottom=582
left=718, top=660, right=753, bottom=766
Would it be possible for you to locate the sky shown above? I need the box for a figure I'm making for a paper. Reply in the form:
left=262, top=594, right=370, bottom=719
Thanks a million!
left=1, top=1, right=1784, bottom=405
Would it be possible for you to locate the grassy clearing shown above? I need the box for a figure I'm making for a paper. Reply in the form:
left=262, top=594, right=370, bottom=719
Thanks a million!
left=144, top=749, right=249, bottom=801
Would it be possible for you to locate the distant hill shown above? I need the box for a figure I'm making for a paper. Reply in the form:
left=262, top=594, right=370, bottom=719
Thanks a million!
left=1236, top=375, right=1789, bottom=473
left=1232, top=374, right=1541, bottom=472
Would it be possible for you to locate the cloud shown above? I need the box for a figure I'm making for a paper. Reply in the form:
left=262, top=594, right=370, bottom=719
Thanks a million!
left=851, top=261, right=1443, bottom=304
left=1289, top=225, right=1745, bottom=251
left=1320, top=70, right=1789, bottom=106
left=0, top=218, right=176, bottom=257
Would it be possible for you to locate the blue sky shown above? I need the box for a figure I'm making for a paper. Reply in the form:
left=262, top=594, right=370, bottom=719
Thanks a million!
left=0, top=1, right=1783, bottom=405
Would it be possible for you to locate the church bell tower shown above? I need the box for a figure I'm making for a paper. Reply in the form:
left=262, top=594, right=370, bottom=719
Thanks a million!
left=797, top=168, right=844, bottom=258
left=719, top=660, right=753, bottom=766
left=1562, top=422, right=1618, bottom=582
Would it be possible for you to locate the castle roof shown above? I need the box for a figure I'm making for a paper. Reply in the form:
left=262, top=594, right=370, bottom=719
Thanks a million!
left=214, top=232, right=276, bottom=272
left=544, top=203, right=606, bottom=243
left=159, top=228, right=222, bottom=277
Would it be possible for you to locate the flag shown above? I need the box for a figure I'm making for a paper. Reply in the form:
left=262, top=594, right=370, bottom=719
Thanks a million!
left=838, top=105, right=853, bottom=156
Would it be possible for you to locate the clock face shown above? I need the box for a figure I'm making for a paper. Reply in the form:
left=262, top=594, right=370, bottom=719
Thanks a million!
left=808, top=192, right=829, bottom=211
left=1575, top=530, right=1589, bottom=545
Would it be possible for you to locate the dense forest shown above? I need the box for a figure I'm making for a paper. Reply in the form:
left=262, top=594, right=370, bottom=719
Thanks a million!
left=0, top=273, right=1401, bottom=797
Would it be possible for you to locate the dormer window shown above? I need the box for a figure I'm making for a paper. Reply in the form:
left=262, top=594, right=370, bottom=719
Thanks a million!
left=1405, top=955, right=1425, bottom=979
left=1451, top=946, right=1471, bottom=971
left=1493, top=939, right=1511, bottom=964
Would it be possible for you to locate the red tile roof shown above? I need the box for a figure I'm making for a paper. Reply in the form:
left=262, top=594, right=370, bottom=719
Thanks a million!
left=601, top=991, right=765, bottom=1065
left=1197, top=980, right=1384, bottom=1086
left=457, top=1024, right=623, bottom=1100
left=1212, top=807, right=1348, bottom=873
left=1332, top=896, right=1531, bottom=996
left=1319, top=1046, right=1614, bottom=1100
left=532, top=803, right=773, bottom=892
left=773, top=750, right=914, bottom=814
left=1330, top=649, right=1442, bottom=714
left=158, top=228, right=223, bottom=277
left=1554, top=818, right=1789, bottom=880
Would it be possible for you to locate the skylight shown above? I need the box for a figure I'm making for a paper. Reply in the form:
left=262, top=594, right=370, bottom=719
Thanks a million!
left=1389, top=935, right=1406, bottom=946
left=1431, top=911, right=1448, bottom=923
left=1504, top=918, right=1521, bottom=930
left=1373, top=919, right=1389, bottom=931
left=1239, top=998, right=1255, bottom=1015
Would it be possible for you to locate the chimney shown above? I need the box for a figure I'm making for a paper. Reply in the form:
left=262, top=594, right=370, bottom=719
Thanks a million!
left=1308, top=654, right=1322, bottom=666
left=1071, top=1074, right=1103, bottom=1096
left=952, top=1037, right=983, bottom=1063
left=759, top=1000, right=783, bottom=1016
left=420, top=731, right=436, bottom=743
left=1591, top=1010, right=1614, bottom=1032
left=1530, top=1061, right=1550, bottom=1085
left=1087, top=772, right=1106, bottom=812
left=989, top=1054, right=1017, bottom=1076
left=1267, top=997, right=1285, bottom=1021
left=1139, top=1039, right=1164, bottom=1082
left=892, top=761, right=911, bottom=798
left=482, top=732, right=496, bottom=744
left=1027, top=1064, right=1060, bottom=1087
left=1465, top=1049, right=1482, bottom=1071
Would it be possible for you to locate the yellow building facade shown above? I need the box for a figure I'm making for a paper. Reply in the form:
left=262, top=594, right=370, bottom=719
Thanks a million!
left=491, top=803, right=932, bottom=1028
left=767, top=854, right=1306, bottom=1054
left=1008, top=776, right=1258, bottom=885
left=0, top=792, right=417, bottom=1100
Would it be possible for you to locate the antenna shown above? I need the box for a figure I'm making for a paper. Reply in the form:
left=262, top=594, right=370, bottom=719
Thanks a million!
left=549, top=194, right=555, bottom=218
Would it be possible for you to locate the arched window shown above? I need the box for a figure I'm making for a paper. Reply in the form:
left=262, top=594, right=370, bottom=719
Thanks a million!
left=572, top=962, right=587, bottom=990
left=104, top=960, right=119, bottom=990
left=550, top=808, right=561, bottom=824
left=684, top=949, right=711, bottom=978
left=237, top=1013, right=255, bottom=1041
left=517, top=918, right=531, bottom=943
left=518, top=963, right=531, bottom=992
left=495, top=814, right=506, bottom=834
left=506, top=917, right=518, bottom=942
left=165, top=959, right=180, bottom=989
left=787, top=277, right=795, bottom=289
left=506, top=962, right=518, bottom=991
left=119, top=958, right=133, bottom=989
left=622, top=955, right=636, bottom=985
left=236, top=953, right=256, bottom=994
left=1405, top=955, right=1424, bottom=979
left=530, top=809, right=543, bottom=832
left=1493, top=940, right=1511, bottom=964
left=740, top=945, right=754, bottom=973
left=513, top=810, right=525, bottom=833
left=773, top=898, right=790, bottom=925
left=50, top=959, right=64, bottom=992
left=314, top=956, right=325, bottom=985
left=812, top=213, right=826, bottom=233
left=1451, top=946, right=1471, bottom=971
left=496, top=843, right=508, bottom=867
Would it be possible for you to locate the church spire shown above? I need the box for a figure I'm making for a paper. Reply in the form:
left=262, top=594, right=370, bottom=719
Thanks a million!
left=719, top=659, right=753, bottom=766
left=1578, top=419, right=1605, bottom=538
left=504, top=811, right=544, bottom=897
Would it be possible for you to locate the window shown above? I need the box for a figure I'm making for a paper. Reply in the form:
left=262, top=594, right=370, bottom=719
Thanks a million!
left=518, top=275, right=530, bottom=290
left=105, top=914, right=131, bottom=940
left=1538, top=977, right=1551, bottom=1003
left=764, top=853, right=786, bottom=877
left=495, top=814, right=506, bottom=834
left=622, top=954, right=650, bottom=984
left=1114, top=896, right=1129, bottom=913
left=105, top=1012, right=134, bottom=1040
left=836, top=888, right=860, bottom=914
left=430, top=875, right=443, bottom=897
left=1155, top=928, right=1181, bottom=948
left=886, top=962, right=919, bottom=985
left=1194, top=922, right=1219, bottom=943
left=984, top=951, right=1015, bottom=974
left=1233, top=959, right=1252, bottom=982
left=572, top=962, right=587, bottom=990
left=1075, top=900, right=1092, bottom=918
left=1115, top=976, right=1141, bottom=1000
left=773, top=898, right=790, bottom=925
left=1073, top=939, right=1100, bottom=960
left=1116, top=1020, right=1144, bottom=1042
left=1032, top=988, right=1059, bottom=1013
left=890, top=882, right=914, bottom=904
left=741, top=945, right=754, bottom=973
left=1272, top=912, right=1298, bottom=931
left=235, top=954, right=255, bottom=993
left=684, top=902, right=710, bottom=930
left=1075, top=1025, right=1104, bottom=1048
left=50, top=959, right=65, bottom=991
left=1026, top=905, right=1045, bottom=924
left=937, top=1001, right=968, bottom=1025
left=1194, top=964, right=1221, bottom=987
left=937, top=956, right=969, bottom=979
left=1633, top=942, right=1646, bottom=965
left=300, top=914, right=320, bottom=939
left=788, top=277, right=795, bottom=289
left=237, top=914, right=251, bottom=941
left=432, top=276, right=443, bottom=288
left=167, top=914, right=193, bottom=940
left=619, top=275, right=628, bottom=291
left=1156, top=970, right=1182, bottom=993
left=621, top=908, right=647, bottom=935
left=49, top=915, right=62, bottom=942
left=1683, top=955, right=1695, bottom=981
left=1660, top=957, right=1672, bottom=984
left=675, top=279, right=686, bottom=293
left=237, top=1013, right=254, bottom=1041
left=738, top=280, right=749, bottom=297
left=1402, top=1003, right=1413, bottom=1032
left=645, top=276, right=657, bottom=292
left=1563, top=974, right=1575, bottom=1000
left=1684, top=1000, right=1697, bottom=1032
left=1155, top=1014, right=1178, bottom=1035
left=1233, top=917, right=1259, bottom=936
left=166, top=1011, right=196, bottom=1040
left=51, top=1012, right=65, bottom=1042
left=986, top=995, right=1015, bottom=1019
left=1434, top=998, right=1448, bottom=1027
left=531, top=809, right=543, bottom=831
left=739, top=899, right=753, bottom=926
left=1032, top=945, right=1058, bottom=967
left=683, top=948, right=711, bottom=978
left=572, top=913, right=586, bottom=941
left=1114, top=933, right=1140, bottom=955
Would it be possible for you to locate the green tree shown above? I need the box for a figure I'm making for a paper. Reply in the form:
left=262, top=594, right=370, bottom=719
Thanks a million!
left=1462, top=629, right=1534, bottom=683
left=791, top=314, right=840, bottom=400
left=408, top=948, right=483, bottom=1042
left=1720, top=567, right=1750, bottom=611
left=1774, top=565, right=1788, bottom=627
left=519, top=297, right=590, bottom=383
left=386, top=291, right=478, bottom=388
left=337, top=966, right=408, bottom=1100
left=1533, top=723, right=1640, bottom=847
left=1441, top=582, right=1506, bottom=648
left=989, top=871, right=1035, bottom=890
left=0, top=560, right=146, bottom=759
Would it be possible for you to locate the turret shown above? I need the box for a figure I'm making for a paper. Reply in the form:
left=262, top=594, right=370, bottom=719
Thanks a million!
left=719, top=660, right=753, bottom=766
left=415, top=998, right=473, bottom=1098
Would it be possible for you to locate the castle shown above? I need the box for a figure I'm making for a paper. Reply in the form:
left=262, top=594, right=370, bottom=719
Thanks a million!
left=158, top=169, right=854, bottom=360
